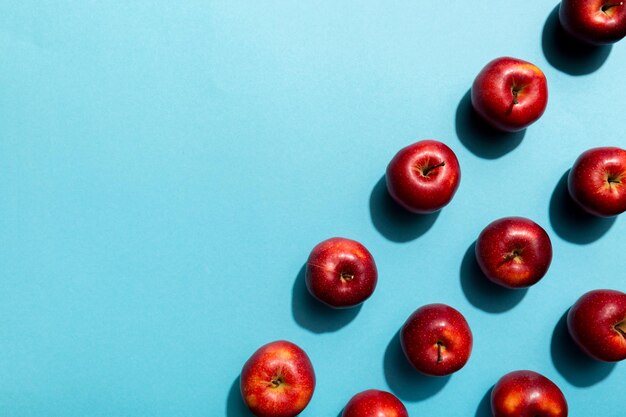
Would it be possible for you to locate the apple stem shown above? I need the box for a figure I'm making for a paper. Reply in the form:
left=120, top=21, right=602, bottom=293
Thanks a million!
left=615, top=320, right=626, bottom=338
left=436, top=341, right=444, bottom=363
left=602, top=2, right=623, bottom=12
left=422, top=161, right=445, bottom=176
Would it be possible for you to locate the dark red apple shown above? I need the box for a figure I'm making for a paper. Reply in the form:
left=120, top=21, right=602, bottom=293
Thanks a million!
left=240, top=340, right=315, bottom=417
left=475, top=217, right=553, bottom=289
left=567, top=146, right=626, bottom=217
left=400, top=303, right=472, bottom=376
left=471, top=57, right=548, bottom=132
left=305, top=237, right=377, bottom=308
left=385, top=140, right=461, bottom=214
left=342, top=389, right=408, bottom=417
left=567, top=289, right=626, bottom=362
left=559, top=0, right=626, bottom=44
left=491, top=370, right=568, bottom=417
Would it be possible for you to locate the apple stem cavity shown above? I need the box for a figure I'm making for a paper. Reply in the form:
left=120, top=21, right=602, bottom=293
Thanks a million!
left=615, top=320, right=626, bottom=338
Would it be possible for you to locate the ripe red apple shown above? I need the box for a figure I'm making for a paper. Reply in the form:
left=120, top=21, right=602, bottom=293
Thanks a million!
left=567, top=289, right=626, bottom=362
left=491, top=370, right=568, bottom=417
left=305, top=237, right=377, bottom=308
left=475, top=217, right=553, bottom=289
left=240, top=340, right=315, bottom=417
left=400, top=303, right=472, bottom=376
left=342, top=389, right=408, bottom=417
left=385, top=140, right=461, bottom=214
left=567, top=147, right=626, bottom=217
left=471, top=57, right=548, bottom=132
left=559, top=0, right=626, bottom=44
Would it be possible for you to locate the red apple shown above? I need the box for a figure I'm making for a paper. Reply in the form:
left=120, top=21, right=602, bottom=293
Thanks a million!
left=400, top=303, right=473, bottom=376
left=385, top=140, right=461, bottom=214
left=559, top=0, right=626, bottom=44
left=475, top=217, right=553, bottom=289
left=567, top=289, right=626, bottom=362
left=342, top=389, right=408, bottom=417
left=305, top=237, right=377, bottom=308
left=491, top=370, right=568, bottom=417
left=240, top=340, right=315, bottom=417
left=567, top=147, right=626, bottom=217
left=471, top=57, right=548, bottom=132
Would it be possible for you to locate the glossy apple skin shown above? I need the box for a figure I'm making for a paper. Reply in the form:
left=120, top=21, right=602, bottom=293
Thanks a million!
left=475, top=217, right=553, bottom=289
left=342, top=389, right=408, bottom=417
left=385, top=140, right=461, bottom=214
left=471, top=57, right=548, bottom=132
left=567, top=147, right=626, bottom=217
left=559, top=0, right=626, bottom=44
left=491, top=370, right=568, bottom=417
left=305, top=237, right=377, bottom=308
left=567, top=289, right=626, bottom=362
left=240, top=340, right=315, bottom=417
left=400, top=303, right=472, bottom=376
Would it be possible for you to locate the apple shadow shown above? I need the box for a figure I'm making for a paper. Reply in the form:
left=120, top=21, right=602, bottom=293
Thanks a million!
left=383, top=330, right=450, bottom=402
left=459, top=242, right=527, bottom=313
left=455, top=90, right=525, bottom=159
left=474, top=387, right=493, bottom=417
left=369, top=176, right=440, bottom=243
left=542, top=5, right=612, bottom=76
left=226, top=376, right=255, bottom=417
left=548, top=170, right=616, bottom=244
left=550, top=311, right=616, bottom=387
left=291, top=264, right=362, bottom=333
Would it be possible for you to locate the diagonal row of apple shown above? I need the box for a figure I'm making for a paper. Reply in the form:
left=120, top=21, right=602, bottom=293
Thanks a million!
left=238, top=1, right=626, bottom=416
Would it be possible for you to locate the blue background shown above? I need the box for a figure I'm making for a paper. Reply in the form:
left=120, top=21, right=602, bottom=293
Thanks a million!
left=0, top=1, right=624, bottom=416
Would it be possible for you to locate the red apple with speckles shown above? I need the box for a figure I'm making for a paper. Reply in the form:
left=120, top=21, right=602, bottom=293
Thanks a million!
left=342, top=389, right=408, bottom=417
left=491, top=370, right=568, bottom=417
left=567, top=147, right=626, bottom=217
left=240, top=340, right=315, bottom=417
left=385, top=140, right=461, bottom=214
left=400, top=303, right=473, bottom=376
left=560, top=0, right=626, bottom=44
left=475, top=217, right=553, bottom=289
left=305, top=237, right=377, bottom=308
left=471, top=57, right=548, bottom=132
left=567, top=289, right=626, bottom=362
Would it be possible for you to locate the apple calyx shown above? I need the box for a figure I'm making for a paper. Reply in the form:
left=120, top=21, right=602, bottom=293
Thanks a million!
left=511, top=87, right=521, bottom=105
left=615, top=319, right=626, bottom=338
left=270, top=374, right=285, bottom=388
left=503, top=249, right=523, bottom=263
left=340, top=271, right=354, bottom=282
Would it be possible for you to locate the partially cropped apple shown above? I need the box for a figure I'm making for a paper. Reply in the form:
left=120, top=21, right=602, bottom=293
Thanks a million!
left=568, top=146, right=626, bottom=217
left=400, top=303, right=473, bottom=376
left=386, top=140, right=461, bottom=214
left=491, top=370, right=568, bottom=417
left=342, top=389, right=408, bottom=417
left=241, top=340, right=315, bottom=417
left=471, top=57, right=548, bottom=132
left=560, top=0, right=626, bottom=44
left=567, top=289, right=626, bottom=362
left=475, top=217, right=553, bottom=288
left=305, top=237, right=377, bottom=308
